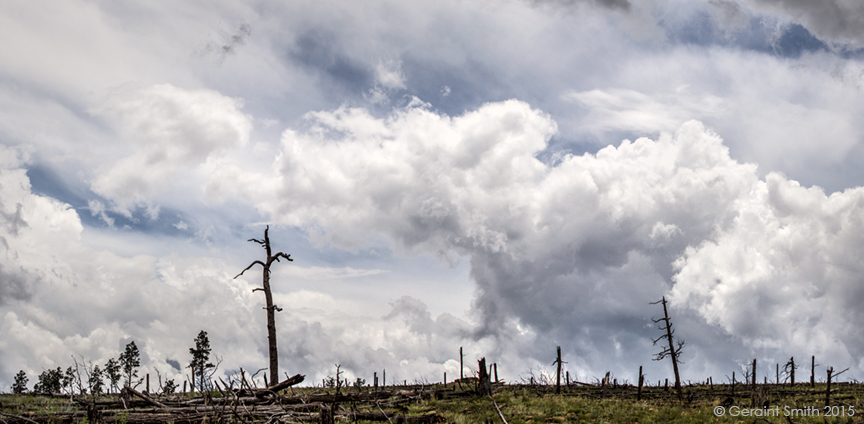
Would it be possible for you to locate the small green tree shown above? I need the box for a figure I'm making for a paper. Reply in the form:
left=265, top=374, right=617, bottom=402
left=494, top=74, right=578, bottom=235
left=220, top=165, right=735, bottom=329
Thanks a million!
left=188, top=331, right=214, bottom=391
left=12, top=370, right=28, bottom=394
left=119, top=341, right=141, bottom=388
left=105, top=358, right=121, bottom=393
left=89, top=364, right=105, bottom=395
left=34, top=367, right=63, bottom=394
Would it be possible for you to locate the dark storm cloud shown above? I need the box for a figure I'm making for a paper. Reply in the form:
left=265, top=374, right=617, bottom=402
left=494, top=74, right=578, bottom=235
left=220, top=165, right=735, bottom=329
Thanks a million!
left=745, top=0, right=864, bottom=46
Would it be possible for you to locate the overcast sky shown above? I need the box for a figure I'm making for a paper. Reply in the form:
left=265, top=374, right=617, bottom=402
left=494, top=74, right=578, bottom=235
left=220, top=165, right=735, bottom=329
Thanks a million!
left=3, top=0, right=864, bottom=391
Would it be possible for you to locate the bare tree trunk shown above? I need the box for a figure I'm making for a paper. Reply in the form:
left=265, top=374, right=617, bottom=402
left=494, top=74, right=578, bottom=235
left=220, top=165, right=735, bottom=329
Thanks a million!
left=262, top=265, right=278, bottom=387
left=235, top=225, right=293, bottom=388
left=555, top=346, right=562, bottom=395
left=811, top=355, right=815, bottom=387
left=657, top=297, right=683, bottom=403
left=825, top=367, right=833, bottom=407
left=459, top=347, right=464, bottom=381
left=477, top=358, right=492, bottom=396
left=751, top=359, right=757, bottom=407
left=790, top=357, right=795, bottom=386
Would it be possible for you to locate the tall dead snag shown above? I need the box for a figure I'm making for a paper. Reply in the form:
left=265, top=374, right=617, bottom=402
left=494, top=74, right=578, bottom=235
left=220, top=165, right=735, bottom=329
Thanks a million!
left=459, top=347, right=464, bottom=380
left=750, top=359, right=757, bottom=407
left=810, top=356, right=815, bottom=387
left=551, top=346, right=566, bottom=394
left=651, top=296, right=684, bottom=403
left=235, top=225, right=293, bottom=387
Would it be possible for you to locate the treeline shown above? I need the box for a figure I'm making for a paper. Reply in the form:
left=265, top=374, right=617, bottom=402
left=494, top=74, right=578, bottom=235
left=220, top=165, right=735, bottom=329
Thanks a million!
left=10, top=330, right=214, bottom=396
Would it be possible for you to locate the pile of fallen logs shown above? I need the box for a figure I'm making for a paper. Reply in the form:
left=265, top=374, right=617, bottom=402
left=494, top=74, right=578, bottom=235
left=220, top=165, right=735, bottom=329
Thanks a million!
left=0, top=374, right=473, bottom=423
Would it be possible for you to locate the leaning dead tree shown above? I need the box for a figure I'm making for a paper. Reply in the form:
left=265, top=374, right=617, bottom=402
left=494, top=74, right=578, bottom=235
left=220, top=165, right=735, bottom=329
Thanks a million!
left=235, top=225, right=293, bottom=387
left=651, top=296, right=684, bottom=403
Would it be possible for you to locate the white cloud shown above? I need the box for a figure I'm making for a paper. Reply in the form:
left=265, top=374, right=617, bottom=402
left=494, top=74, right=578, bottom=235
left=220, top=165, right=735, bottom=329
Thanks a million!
left=270, top=100, right=558, bottom=253
left=374, top=60, right=406, bottom=90
left=281, top=266, right=387, bottom=280
left=562, top=87, right=724, bottom=134
left=228, top=96, right=864, bottom=378
left=671, top=172, right=864, bottom=363
left=90, top=84, right=252, bottom=216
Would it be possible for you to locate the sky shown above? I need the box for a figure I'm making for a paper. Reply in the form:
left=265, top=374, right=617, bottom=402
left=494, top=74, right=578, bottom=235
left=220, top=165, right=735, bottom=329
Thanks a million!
left=2, top=0, right=864, bottom=391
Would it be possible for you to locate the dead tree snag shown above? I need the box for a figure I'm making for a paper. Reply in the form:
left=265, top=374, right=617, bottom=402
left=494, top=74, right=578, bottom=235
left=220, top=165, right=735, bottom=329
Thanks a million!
left=784, top=357, right=796, bottom=387
left=477, top=358, right=492, bottom=396
left=651, top=296, right=684, bottom=403
left=811, top=355, right=815, bottom=387
left=551, top=346, right=566, bottom=394
left=235, top=225, right=293, bottom=387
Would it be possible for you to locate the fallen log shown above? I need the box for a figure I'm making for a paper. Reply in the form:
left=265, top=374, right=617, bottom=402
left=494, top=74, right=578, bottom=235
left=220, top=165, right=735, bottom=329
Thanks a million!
left=254, top=373, right=305, bottom=397
left=123, top=386, right=168, bottom=408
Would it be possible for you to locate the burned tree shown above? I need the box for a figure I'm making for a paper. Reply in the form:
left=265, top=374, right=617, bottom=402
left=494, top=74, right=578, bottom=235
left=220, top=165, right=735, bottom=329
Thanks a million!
left=784, top=357, right=797, bottom=387
left=235, top=225, right=293, bottom=387
left=552, top=346, right=566, bottom=395
left=651, top=296, right=684, bottom=403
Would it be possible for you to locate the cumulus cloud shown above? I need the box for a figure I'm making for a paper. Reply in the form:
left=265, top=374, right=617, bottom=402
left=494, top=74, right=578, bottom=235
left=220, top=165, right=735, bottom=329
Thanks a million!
left=671, top=173, right=864, bottom=364
left=248, top=99, right=864, bottom=378
left=90, top=84, right=252, bottom=216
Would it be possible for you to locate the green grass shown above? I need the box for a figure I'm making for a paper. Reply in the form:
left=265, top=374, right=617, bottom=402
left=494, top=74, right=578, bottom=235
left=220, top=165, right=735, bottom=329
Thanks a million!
left=3, top=383, right=864, bottom=423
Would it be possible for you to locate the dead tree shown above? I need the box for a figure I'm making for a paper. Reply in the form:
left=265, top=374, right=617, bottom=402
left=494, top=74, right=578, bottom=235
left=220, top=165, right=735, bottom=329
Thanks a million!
left=783, top=357, right=796, bottom=387
left=235, top=225, right=293, bottom=387
left=825, top=366, right=849, bottom=407
left=459, top=347, right=464, bottom=380
left=651, top=296, right=684, bottom=403
left=750, top=359, right=757, bottom=407
left=477, top=358, right=492, bottom=396
left=810, top=355, right=815, bottom=387
left=551, top=346, right=566, bottom=394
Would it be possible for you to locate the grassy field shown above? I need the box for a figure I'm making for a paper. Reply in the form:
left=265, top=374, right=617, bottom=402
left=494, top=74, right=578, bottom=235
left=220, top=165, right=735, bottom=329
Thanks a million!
left=2, top=381, right=863, bottom=423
